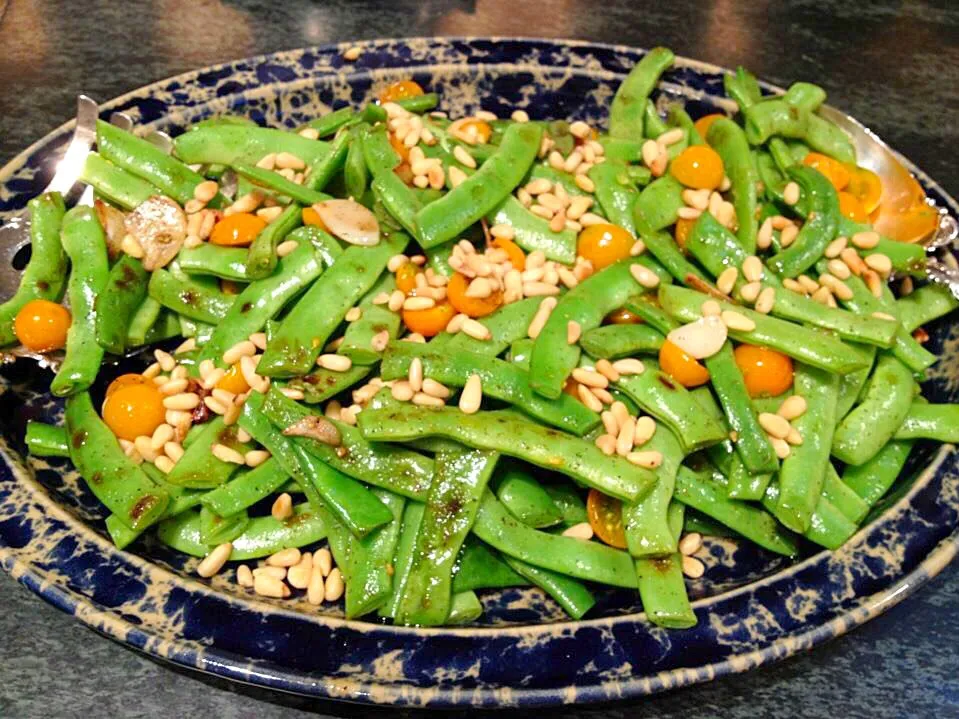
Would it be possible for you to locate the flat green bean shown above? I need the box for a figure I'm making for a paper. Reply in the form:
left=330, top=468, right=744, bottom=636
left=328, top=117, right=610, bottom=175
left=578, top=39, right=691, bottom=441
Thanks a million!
left=579, top=323, right=664, bottom=359
left=610, top=47, right=674, bottom=139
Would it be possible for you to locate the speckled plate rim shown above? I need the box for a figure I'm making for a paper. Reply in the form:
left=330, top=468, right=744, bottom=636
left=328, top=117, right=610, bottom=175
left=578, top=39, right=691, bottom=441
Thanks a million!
left=0, top=37, right=957, bottom=708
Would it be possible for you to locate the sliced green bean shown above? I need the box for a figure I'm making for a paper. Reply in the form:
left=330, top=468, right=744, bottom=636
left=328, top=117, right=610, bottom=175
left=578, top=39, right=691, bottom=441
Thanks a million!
left=486, top=195, right=577, bottom=264
left=25, top=421, right=70, bottom=458
left=504, top=555, right=595, bottom=620
left=147, top=268, right=234, bottom=324
left=579, top=323, right=664, bottom=359
left=0, top=192, right=67, bottom=346
left=200, top=458, right=289, bottom=517
left=706, top=118, right=759, bottom=252
left=610, top=47, right=674, bottom=139
left=346, top=489, right=405, bottom=618
left=178, top=244, right=252, bottom=281
left=94, top=255, right=149, bottom=354
left=174, top=125, right=329, bottom=168
left=80, top=154, right=157, bottom=210
left=635, top=501, right=697, bottom=629
left=495, top=466, right=563, bottom=528
left=51, top=207, right=109, bottom=397
left=371, top=170, right=422, bottom=238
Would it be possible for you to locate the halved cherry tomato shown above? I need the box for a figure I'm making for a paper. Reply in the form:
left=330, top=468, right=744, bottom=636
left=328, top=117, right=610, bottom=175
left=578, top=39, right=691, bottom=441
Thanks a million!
left=402, top=300, right=456, bottom=337
left=605, top=307, right=644, bottom=325
left=670, top=145, right=725, bottom=190
left=220, top=279, right=243, bottom=295
left=491, top=237, right=526, bottom=271
left=395, top=262, right=421, bottom=295
left=302, top=206, right=327, bottom=229
left=13, top=299, right=71, bottom=352
left=845, top=166, right=883, bottom=215
left=379, top=80, right=424, bottom=105
left=659, top=339, right=710, bottom=388
left=802, top=152, right=850, bottom=191
left=674, top=216, right=696, bottom=251
left=446, top=272, right=503, bottom=318
left=693, top=113, right=725, bottom=140
left=837, top=191, right=868, bottom=223
left=101, top=378, right=166, bottom=441
left=105, top=373, right=153, bottom=398
left=733, top=344, right=794, bottom=398
left=217, top=362, right=251, bottom=395
left=587, top=489, right=627, bottom=549
left=210, top=212, right=268, bottom=247
left=389, top=132, right=411, bottom=163
left=576, top=223, right=633, bottom=270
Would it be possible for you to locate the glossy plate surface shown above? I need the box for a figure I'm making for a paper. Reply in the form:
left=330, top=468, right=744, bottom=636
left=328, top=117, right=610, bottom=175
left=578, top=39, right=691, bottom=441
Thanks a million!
left=0, top=38, right=957, bottom=708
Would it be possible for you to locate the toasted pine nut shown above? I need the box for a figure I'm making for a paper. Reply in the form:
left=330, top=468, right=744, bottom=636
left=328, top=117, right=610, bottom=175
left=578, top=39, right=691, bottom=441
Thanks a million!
left=164, top=441, right=185, bottom=463
left=412, top=391, right=445, bottom=407
left=780, top=224, right=799, bottom=248
left=716, top=267, right=739, bottom=295
left=786, top=427, right=803, bottom=446
left=324, top=567, right=345, bottom=602
left=237, top=564, right=254, bottom=587
left=627, top=450, right=663, bottom=469
left=595, top=358, right=620, bottom=382
left=864, top=253, right=892, bottom=275
left=778, top=395, right=808, bottom=420
left=759, top=412, right=791, bottom=439
left=577, top=383, right=603, bottom=412
left=754, top=287, right=776, bottom=315
left=819, top=273, right=853, bottom=301
left=459, top=374, right=483, bottom=414
left=702, top=300, right=722, bottom=317
left=757, top=218, right=774, bottom=250
left=245, top=449, right=270, bottom=467
left=771, top=436, right=792, bottom=459
left=616, top=417, right=636, bottom=456
left=825, top=236, right=848, bottom=258
left=783, top=181, right=801, bottom=205
left=872, top=311, right=896, bottom=321
left=154, top=456, right=174, bottom=474
left=567, top=320, right=582, bottom=345
left=721, top=310, right=757, bottom=331
left=840, top=247, right=866, bottom=276
left=212, top=443, right=245, bottom=465
left=595, top=434, right=616, bottom=456
left=197, top=542, right=233, bottom=578
left=421, top=378, right=451, bottom=399
left=287, top=552, right=313, bottom=590
left=679, top=532, right=703, bottom=556
left=601, top=410, right=619, bottom=436
left=562, top=522, right=594, bottom=540
left=154, top=348, right=176, bottom=372
left=315, top=547, right=333, bottom=578
left=253, top=573, right=290, bottom=598
left=150, top=423, right=175, bottom=451
left=461, top=318, right=492, bottom=340
left=317, top=354, right=353, bottom=372
left=267, top=547, right=301, bottom=568
left=741, top=255, right=763, bottom=283
left=407, top=357, right=424, bottom=393
left=163, top=393, right=200, bottom=411
left=739, top=281, right=762, bottom=303
left=611, top=358, right=645, bottom=375
left=575, top=174, right=595, bottom=193
left=681, top=555, right=705, bottom=578
left=572, top=367, right=608, bottom=389
left=633, top=416, right=657, bottom=446
left=851, top=230, right=880, bottom=249
left=630, top=264, right=660, bottom=289
left=271, top=493, right=293, bottom=521
left=223, top=340, right=257, bottom=365
left=527, top=296, right=557, bottom=339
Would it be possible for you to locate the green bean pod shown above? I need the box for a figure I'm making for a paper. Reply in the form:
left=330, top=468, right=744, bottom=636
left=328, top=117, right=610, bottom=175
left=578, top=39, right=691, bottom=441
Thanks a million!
left=165, top=417, right=250, bottom=488
left=200, top=458, right=289, bottom=517
left=609, top=47, right=675, bottom=139
left=494, top=466, right=563, bottom=528
left=766, top=166, right=839, bottom=278
left=589, top=162, right=639, bottom=234
left=25, top=421, right=70, bottom=458
left=898, top=283, right=959, bottom=332
left=503, top=555, right=596, bottom=620
left=147, top=268, right=235, bottom=324
left=634, top=501, right=697, bottom=629
left=174, top=125, right=330, bottom=168
left=623, top=424, right=684, bottom=557
left=371, top=171, right=423, bottom=238
left=233, top=164, right=330, bottom=206
left=281, top=364, right=373, bottom=404
left=430, top=296, right=541, bottom=357
left=706, top=118, right=760, bottom=252
left=380, top=501, right=425, bottom=618
left=94, top=255, right=149, bottom=355
left=339, top=274, right=400, bottom=364
left=346, top=489, right=405, bottom=618
left=635, top=175, right=685, bottom=231
left=177, top=244, right=252, bottom=281
left=51, top=207, right=109, bottom=397
left=486, top=195, right=577, bottom=264
left=893, top=403, right=959, bottom=442
left=623, top=294, right=680, bottom=334
left=79, top=154, right=157, bottom=210
left=245, top=203, right=304, bottom=280
left=761, top=481, right=855, bottom=550
left=0, top=192, right=67, bottom=345
left=451, top=539, right=530, bottom=592
left=579, top=323, right=664, bottom=359
left=843, top=439, right=915, bottom=507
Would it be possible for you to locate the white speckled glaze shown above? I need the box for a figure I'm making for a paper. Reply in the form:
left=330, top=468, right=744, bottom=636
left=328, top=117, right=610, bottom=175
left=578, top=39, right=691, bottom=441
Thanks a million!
left=0, top=38, right=956, bottom=708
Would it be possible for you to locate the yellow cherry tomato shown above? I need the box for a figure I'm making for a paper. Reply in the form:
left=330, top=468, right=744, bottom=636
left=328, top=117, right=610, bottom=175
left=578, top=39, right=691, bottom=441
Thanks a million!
left=873, top=201, right=940, bottom=244
left=14, top=299, right=71, bottom=352
left=217, top=362, right=250, bottom=395
left=402, top=300, right=456, bottom=337
left=576, top=223, right=633, bottom=270
left=210, top=212, right=268, bottom=247
left=802, top=152, right=851, bottom=191
left=379, top=80, right=425, bottom=105
left=693, top=113, right=725, bottom=140
left=389, top=132, right=411, bottom=164
left=845, top=166, right=883, bottom=215
left=491, top=237, right=526, bottom=272
left=459, top=119, right=493, bottom=144
left=105, top=373, right=153, bottom=398
left=837, top=191, right=868, bottom=223
left=302, top=206, right=327, bottom=229
left=733, top=344, right=794, bottom=398
left=587, top=489, right=627, bottom=549
left=395, top=262, right=421, bottom=295
left=446, top=272, right=503, bottom=318
left=659, top=339, right=710, bottom=388
left=669, top=145, right=725, bottom=190
left=674, top=216, right=696, bottom=251
left=101, top=379, right=166, bottom=441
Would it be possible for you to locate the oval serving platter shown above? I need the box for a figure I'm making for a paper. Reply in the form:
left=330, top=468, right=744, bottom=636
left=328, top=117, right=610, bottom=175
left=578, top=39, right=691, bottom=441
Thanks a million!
left=0, top=38, right=957, bottom=708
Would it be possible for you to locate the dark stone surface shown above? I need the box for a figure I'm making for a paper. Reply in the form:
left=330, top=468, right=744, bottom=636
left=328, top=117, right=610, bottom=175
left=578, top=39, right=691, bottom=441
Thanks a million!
left=0, top=1, right=957, bottom=716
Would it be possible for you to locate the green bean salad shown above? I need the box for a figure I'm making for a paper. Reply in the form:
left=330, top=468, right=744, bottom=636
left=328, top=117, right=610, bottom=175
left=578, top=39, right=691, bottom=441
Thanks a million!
left=9, top=47, right=959, bottom=628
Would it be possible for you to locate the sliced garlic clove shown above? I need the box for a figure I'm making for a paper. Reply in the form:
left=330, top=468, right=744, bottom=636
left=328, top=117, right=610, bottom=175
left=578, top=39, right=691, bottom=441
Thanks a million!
left=124, top=195, right=187, bottom=271
left=312, top=199, right=380, bottom=246
left=666, top=315, right=728, bottom=360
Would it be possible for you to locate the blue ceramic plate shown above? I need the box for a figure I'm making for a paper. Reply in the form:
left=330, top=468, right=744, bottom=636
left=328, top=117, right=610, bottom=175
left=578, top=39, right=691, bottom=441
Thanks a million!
left=0, top=38, right=957, bottom=708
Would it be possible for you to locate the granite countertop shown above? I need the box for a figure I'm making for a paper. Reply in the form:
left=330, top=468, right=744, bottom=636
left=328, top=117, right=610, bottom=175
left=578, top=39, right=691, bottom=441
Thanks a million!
left=1, top=1, right=957, bottom=716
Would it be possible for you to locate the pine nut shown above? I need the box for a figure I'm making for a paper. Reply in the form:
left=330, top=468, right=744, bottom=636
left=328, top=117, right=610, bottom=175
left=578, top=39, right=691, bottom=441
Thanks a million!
left=754, top=287, right=776, bottom=315
left=778, top=395, right=808, bottom=420
left=851, top=230, right=880, bottom=249
left=819, top=273, right=853, bottom=300
left=159, top=377, right=189, bottom=396
left=616, top=417, right=636, bottom=456
left=316, top=354, right=352, bottom=372
left=798, top=275, right=820, bottom=294
left=633, top=416, right=657, bottom=446
left=406, top=357, right=423, bottom=393
left=253, top=573, right=290, bottom=598
left=780, top=224, right=799, bottom=248
left=575, top=174, right=595, bottom=193
left=267, top=547, right=301, bottom=568
left=253, top=565, right=288, bottom=580
left=679, top=532, right=703, bottom=556
left=562, top=522, right=594, bottom=540
left=461, top=318, right=492, bottom=340
left=864, top=253, right=892, bottom=275
left=826, top=259, right=850, bottom=280
left=721, top=310, right=757, bottom=331
left=287, top=553, right=313, bottom=590
left=759, top=412, right=791, bottom=439
left=630, top=264, right=660, bottom=289
left=566, top=320, right=582, bottom=345
left=872, top=311, right=896, bottom=321
left=601, top=410, right=619, bottom=436
left=572, top=367, right=608, bottom=389
left=702, top=300, right=722, bottom=317
left=641, top=139, right=660, bottom=168
left=306, top=566, right=325, bottom=605
left=682, top=555, right=705, bottom=578
left=324, top=567, right=345, bottom=602
left=549, top=209, right=568, bottom=233
left=577, top=383, right=603, bottom=412
left=863, top=269, right=883, bottom=299
left=223, top=340, right=256, bottom=365
left=786, top=427, right=803, bottom=446
left=595, top=358, right=620, bottom=383
left=741, top=255, right=763, bottom=283
left=771, top=436, right=792, bottom=459
left=412, top=391, right=444, bottom=407
left=390, top=380, right=414, bottom=402
left=627, top=450, right=663, bottom=468
left=811, top=286, right=833, bottom=305
left=164, top=441, right=185, bottom=463
left=245, top=450, right=270, bottom=468
left=150, top=423, right=175, bottom=451
left=459, top=374, right=483, bottom=414
left=163, top=393, right=200, bottom=411
left=527, top=296, right=558, bottom=339
left=716, top=267, right=739, bottom=295
left=579, top=212, right=605, bottom=226
left=611, top=358, right=645, bottom=375
left=740, top=281, right=762, bottom=303
left=154, top=349, right=176, bottom=372
left=237, top=564, right=254, bottom=587
left=783, top=181, right=801, bottom=205
left=422, top=378, right=451, bottom=399
left=315, top=547, right=333, bottom=577
left=840, top=247, right=866, bottom=276
left=154, top=455, right=174, bottom=474
left=197, top=542, right=233, bottom=578
left=757, top=218, right=774, bottom=250
left=212, top=443, right=245, bottom=465
left=256, top=153, right=277, bottom=170
left=595, top=434, right=616, bottom=456
left=825, top=236, right=848, bottom=258
left=558, top=266, right=579, bottom=289
left=271, top=493, right=293, bottom=521
left=403, top=296, right=435, bottom=312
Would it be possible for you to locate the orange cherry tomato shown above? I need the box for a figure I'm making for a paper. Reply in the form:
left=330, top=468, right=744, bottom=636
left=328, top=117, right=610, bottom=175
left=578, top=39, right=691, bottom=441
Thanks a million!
left=491, top=237, right=526, bottom=272
left=837, top=191, right=868, bottom=223
left=217, top=362, right=251, bottom=395
left=389, top=133, right=411, bottom=163
left=105, top=373, right=153, bottom=398
left=13, top=299, right=71, bottom=352
left=693, top=113, right=725, bottom=140
left=302, top=206, right=327, bottom=229
left=459, top=119, right=493, bottom=144
left=873, top=200, right=939, bottom=244
left=576, top=223, right=634, bottom=270
left=101, top=379, right=166, bottom=441
left=402, top=300, right=456, bottom=337
left=674, top=216, right=696, bottom=251
left=446, top=272, right=503, bottom=318
left=395, top=262, right=421, bottom=295
left=659, top=339, right=710, bottom=388
left=605, top=307, right=644, bottom=325
left=733, top=344, right=794, bottom=398
left=802, top=152, right=851, bottom=191
left=587, top=489, right=627, bottom=549
left=845, top=166, right=883, bottom=215
left=379, top=80, right=424, bottom=105
left=210, top=212, right=268, bottom=247
left=669, top=145, right=725, bottom=190
left=562, top=376, right=581, bottom=399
